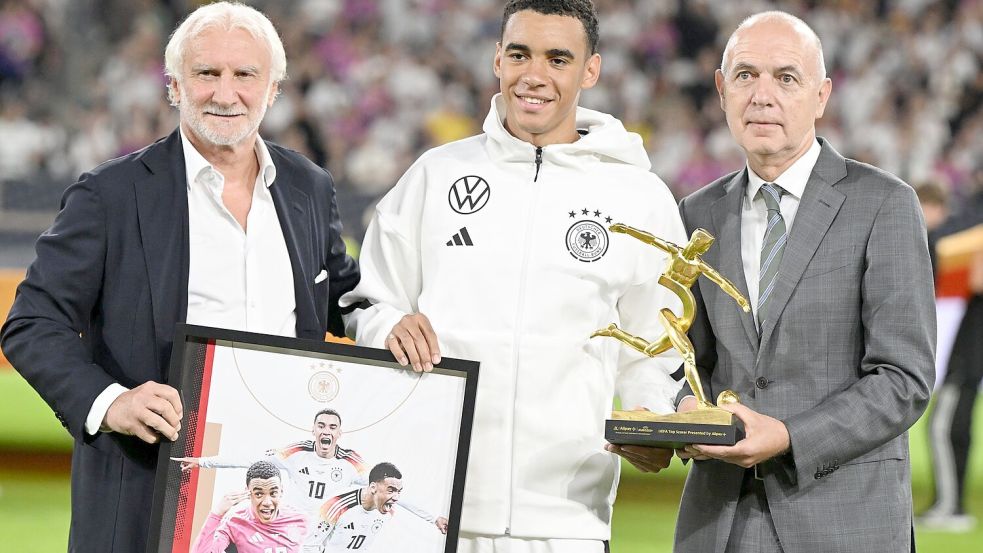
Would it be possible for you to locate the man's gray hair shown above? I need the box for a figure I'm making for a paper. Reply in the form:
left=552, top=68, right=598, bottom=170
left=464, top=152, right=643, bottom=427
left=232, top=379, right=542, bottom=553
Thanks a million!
left=164, top=1, right=286, bottom=104
left=721, top=11, right=826, bottom=82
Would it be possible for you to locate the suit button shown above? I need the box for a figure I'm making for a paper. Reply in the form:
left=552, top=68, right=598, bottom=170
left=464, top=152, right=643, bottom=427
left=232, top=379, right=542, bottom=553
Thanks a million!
left=756, top=377, right=769, bottom=389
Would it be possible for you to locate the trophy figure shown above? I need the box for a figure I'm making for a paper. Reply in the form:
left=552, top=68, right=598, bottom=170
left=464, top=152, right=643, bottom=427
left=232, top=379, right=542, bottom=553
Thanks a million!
left=592, top=224, right=751, bottom=447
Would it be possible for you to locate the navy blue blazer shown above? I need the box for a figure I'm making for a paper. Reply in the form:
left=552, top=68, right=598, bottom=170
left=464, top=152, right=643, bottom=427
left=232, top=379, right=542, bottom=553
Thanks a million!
left=0, top=129, right=359, bottom=552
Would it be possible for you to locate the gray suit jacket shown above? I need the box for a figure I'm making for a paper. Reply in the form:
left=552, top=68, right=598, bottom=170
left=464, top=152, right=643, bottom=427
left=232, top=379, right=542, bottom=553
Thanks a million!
left=673, top=139, right=936, bottom=553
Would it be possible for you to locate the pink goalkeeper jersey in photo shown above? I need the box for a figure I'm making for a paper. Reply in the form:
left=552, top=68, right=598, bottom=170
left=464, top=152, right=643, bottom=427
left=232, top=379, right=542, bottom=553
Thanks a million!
left=193, top=504, right=309, bottom=553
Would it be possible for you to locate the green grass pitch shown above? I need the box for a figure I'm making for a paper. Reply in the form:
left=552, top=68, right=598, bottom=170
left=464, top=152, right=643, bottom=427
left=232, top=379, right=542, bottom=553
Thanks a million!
left=1, top=369, right=981, bottom=551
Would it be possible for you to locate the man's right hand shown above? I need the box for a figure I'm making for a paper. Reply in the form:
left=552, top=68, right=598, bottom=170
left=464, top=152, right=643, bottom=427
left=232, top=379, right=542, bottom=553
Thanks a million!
left=674, top=396, right=710, bottom=461
left=212, top=490, right=249, bottom=516
left=969, top=251, right=983, bottom=294
left=170, top=456, right=202, bottom=472
left=386, top=313, right=441, bottom=372
left=103, top=381, right=183, bottom=443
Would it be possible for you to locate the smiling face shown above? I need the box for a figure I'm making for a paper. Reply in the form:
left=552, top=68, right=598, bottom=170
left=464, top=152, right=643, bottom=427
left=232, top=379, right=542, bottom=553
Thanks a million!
left=247, top=476, right=282, bottom=524
left=170, top=26, right=278, bottom=150
left=312, top=412, right=342, bottom=458
left=715, top=17, right=831, bottom=178
left=370, top=476, right=402, bottom=515
left=494, top=10, right=600, bottom=147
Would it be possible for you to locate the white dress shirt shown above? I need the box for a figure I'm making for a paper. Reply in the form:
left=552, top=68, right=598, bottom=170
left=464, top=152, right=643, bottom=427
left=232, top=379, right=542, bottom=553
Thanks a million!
left=85, top=130, right=296, bottom=434
left=741, top=139, right=822, bottom=328
left=182, top=130, right=296, bottom=336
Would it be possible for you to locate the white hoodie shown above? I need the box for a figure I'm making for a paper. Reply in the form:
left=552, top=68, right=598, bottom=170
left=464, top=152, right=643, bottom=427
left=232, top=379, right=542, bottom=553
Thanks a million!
left=342, top=95, right=686, bottom=539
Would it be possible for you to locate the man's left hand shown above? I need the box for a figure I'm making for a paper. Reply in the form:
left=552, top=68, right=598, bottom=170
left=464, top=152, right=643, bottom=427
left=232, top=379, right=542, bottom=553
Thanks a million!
left=434, top=516, right=448, bottom=534
left=606, top=406, right=673, bottom=472
left=684, top=403, right=790, bottom=467
left=605, top=443, right=673, bottom=473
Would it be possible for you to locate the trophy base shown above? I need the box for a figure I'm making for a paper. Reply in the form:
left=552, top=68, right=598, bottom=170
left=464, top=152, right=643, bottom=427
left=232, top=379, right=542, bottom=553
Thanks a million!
left=605, top=408, right=745, bottom=449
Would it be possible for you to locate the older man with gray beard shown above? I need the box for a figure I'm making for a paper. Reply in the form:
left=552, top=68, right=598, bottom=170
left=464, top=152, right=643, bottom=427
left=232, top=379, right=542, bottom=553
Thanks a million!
left=0, top=3, right=358, bottom=551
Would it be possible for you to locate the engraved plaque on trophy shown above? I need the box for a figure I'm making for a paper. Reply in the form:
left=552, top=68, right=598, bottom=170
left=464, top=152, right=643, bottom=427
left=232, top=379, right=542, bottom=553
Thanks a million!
left=592, top=224, right=750, bottom=449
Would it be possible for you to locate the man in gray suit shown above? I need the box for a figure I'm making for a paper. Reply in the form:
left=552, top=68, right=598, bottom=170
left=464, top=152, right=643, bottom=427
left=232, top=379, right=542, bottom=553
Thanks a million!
left=667, top=11, right=935, bottom=553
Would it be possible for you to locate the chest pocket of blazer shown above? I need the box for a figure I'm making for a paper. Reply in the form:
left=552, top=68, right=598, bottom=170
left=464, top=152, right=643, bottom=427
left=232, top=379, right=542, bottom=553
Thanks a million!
left=801, top=245, right=859, bottom=280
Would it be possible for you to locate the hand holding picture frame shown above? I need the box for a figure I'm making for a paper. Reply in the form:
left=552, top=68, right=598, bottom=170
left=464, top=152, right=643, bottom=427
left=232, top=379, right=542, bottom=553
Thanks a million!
left=147, top=324, right=478, bottom=553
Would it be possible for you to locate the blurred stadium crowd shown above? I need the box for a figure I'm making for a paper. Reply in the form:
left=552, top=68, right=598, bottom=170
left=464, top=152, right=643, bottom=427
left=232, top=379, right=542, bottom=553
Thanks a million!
left=0, top=0, right=980, bottom=243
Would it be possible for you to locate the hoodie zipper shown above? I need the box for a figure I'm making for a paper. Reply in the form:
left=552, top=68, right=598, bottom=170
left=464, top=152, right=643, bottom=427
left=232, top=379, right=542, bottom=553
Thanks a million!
left=504, top=146, right=544, bottom=535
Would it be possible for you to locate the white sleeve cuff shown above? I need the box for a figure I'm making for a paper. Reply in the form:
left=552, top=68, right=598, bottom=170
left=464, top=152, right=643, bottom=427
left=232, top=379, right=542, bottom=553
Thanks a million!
left=84, top=383, right=129, bottom=435
left=676, top=394, right=697, bottom=411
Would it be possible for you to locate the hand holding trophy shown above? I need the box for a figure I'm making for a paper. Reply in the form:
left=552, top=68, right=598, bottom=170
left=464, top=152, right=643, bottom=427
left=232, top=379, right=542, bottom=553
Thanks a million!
left=592, top=224, right=751, bottom=448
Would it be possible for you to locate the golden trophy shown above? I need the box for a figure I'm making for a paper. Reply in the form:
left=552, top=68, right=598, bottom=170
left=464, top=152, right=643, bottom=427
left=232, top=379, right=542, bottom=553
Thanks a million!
left=592, top=224, right=751, bottom=448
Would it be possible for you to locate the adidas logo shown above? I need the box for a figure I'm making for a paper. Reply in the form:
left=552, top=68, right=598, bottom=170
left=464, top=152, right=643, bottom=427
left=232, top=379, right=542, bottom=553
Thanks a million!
left=344, top=522, right=356, bottom=530
left=299, top=467, right=309, bottom=475
left=446, top=227, right=474, bottom=246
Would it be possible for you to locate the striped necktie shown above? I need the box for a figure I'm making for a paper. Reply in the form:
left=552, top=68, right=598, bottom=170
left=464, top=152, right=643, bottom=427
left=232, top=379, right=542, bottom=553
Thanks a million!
left=758, top=183, right=786, bottom=327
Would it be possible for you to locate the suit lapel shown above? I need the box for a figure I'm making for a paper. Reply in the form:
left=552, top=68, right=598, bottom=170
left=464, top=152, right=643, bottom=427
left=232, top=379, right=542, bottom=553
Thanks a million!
left=134, top=135, right=320, bottom=348
left=709, top=170, right=759, bottom=354
left=267, top=149, right=318, bottom=337
left=757, top=141, right=847, bottom=352
left=133, top=131, right=190, bottom=364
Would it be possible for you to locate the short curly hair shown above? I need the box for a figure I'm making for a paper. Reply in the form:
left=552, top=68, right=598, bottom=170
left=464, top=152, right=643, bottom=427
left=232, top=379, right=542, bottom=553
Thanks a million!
left=501, top=0, right=599, bottom=55
left=245, top=460, right=280, bottom=484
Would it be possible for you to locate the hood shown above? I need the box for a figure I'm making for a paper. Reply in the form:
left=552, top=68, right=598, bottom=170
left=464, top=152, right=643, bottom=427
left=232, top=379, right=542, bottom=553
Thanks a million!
left=482, top=93, right=651, bottom=171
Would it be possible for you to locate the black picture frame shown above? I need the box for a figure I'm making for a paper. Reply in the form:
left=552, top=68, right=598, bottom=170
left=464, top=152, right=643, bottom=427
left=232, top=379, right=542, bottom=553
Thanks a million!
left=147, top=324, right=478, bottom=553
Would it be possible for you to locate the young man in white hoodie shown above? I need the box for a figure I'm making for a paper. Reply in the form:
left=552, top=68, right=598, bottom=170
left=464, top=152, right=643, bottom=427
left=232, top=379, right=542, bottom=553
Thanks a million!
left=341, top=1, right=686, bottom=551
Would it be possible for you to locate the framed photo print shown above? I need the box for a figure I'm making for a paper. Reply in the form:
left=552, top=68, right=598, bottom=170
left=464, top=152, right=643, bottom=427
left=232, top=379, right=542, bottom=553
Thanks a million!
left=147, top=324, right=478, bottom=553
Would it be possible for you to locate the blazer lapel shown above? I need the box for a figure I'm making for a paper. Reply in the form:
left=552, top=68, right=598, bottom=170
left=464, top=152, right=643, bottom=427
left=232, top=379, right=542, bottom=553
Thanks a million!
left=267, top=152, right=319, bottom=338
left=709, top=170, right=759, bottom=354
left=133, top=131, right=190, bottom=369
left=757, top=141, right=847, bottom=352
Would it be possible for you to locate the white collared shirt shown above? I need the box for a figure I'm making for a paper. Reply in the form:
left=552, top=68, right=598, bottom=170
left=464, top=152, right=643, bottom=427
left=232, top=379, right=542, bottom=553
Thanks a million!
left=741, top=139, right=822, bottom=327
left=182, top=128, right=297, bottom=337
left=85, top=130, right=296, bottom=435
